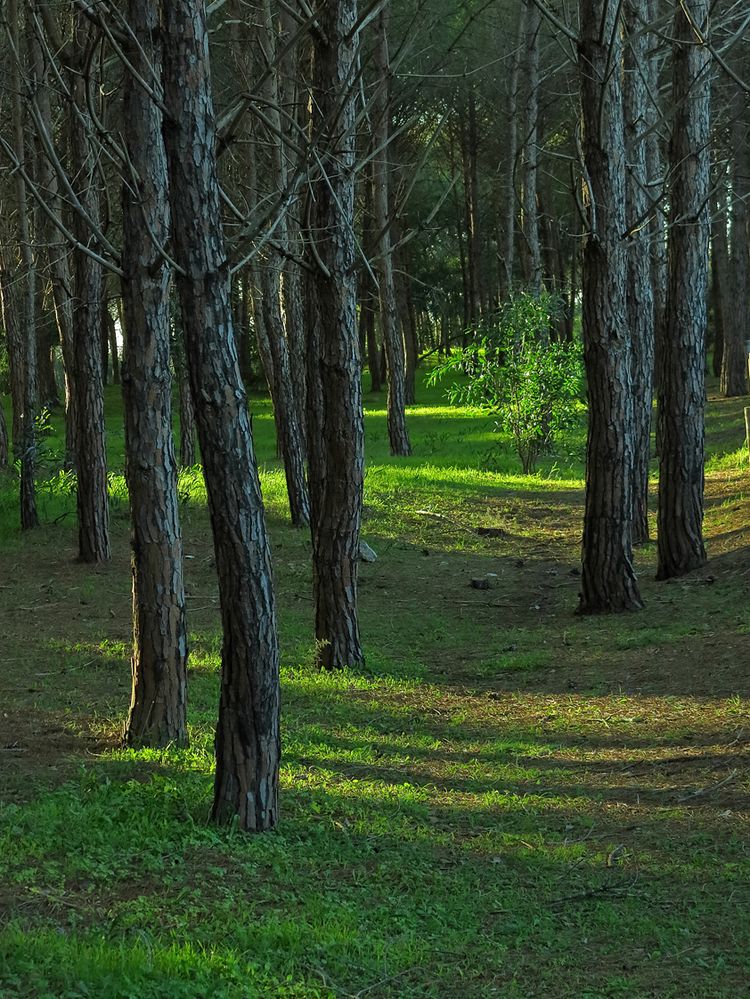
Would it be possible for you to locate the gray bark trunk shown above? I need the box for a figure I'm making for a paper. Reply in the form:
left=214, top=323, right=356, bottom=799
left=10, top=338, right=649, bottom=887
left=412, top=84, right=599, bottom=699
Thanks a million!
left=578, top=0, right=642, bottom=613
left=306, top=0, right=365, bottom=669
left=656, top=0, right=711, bottom=580
left=162, top=0, right=280, bottom=831
left=121, top=0, right=188, bottom=749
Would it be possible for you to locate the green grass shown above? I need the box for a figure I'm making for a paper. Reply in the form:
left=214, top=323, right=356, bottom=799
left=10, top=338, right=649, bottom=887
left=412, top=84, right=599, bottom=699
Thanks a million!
left=0, top=373, right=749, bottom=997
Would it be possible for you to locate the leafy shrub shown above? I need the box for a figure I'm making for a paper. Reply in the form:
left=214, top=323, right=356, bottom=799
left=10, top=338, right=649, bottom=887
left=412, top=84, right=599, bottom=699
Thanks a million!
left=429, top=291, right=584, bottom=474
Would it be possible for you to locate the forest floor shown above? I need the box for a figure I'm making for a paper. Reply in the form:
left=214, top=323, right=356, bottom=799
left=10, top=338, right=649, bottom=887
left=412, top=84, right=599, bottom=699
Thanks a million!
left=0, top=377, right=749, bottom=998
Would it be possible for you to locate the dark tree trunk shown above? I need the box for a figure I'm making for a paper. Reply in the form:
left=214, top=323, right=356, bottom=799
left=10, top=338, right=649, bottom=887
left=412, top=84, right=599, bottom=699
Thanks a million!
left=259, top=266, right=310, bottom=527
left=68, top=18, right=109, bottom=562
left=373, top=7, right=411, bottom=456
left=6, top=0, right=39, bottom=531
left=656, top=0, right=711, bottom=580
left=624, top=0, right=656, bottom=546
left=121, top=0, right=188, bottom=750
left=578, top=0, right=642, bottom=613
left=520, top=0, right=543, bottom=296
left=306, top=0, right=365, bottom=669
left=176, top=347, right=197, bottom=467
left=500, top=3, right=524, bottom=300
left=711, top=180, right=730, bottom=379
left=162, top=0, right=280, bottom=831
left=37, top=318, right=60, bottom=409
left=721, top=105, right=750, bottom=396
left=0, top=400, right=8, bottom=466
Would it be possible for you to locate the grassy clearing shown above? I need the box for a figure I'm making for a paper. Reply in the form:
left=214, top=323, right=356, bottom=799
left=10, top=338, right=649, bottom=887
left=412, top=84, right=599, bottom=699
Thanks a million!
left=0, top=377, right=749, bottom=998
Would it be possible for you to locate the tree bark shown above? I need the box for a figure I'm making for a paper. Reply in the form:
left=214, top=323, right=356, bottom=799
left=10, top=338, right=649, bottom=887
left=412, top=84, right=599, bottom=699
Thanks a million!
left=624, top=0, right=656, bottom=546
left=121, top=0, right=188, bottom=749
left=656, top=0, right=711, bottom=580
left=306, top=0, right=366, bottom=669
left=162, top=0, right=280, bottom=831
left=373, top=6, right=411, bottom=456
left=68, top=17, right=110, bottom=562
left=721, top=102, right=750, bottom=396
left=520, top=0, right=543, bottom=297
left=578, top=0, right=642, bottom=613
left=7, top=0, right=39, bottom=530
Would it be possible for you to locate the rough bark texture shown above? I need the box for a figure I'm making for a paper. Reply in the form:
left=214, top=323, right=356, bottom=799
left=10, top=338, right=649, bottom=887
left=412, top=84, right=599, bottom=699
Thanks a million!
left=520, top=0, right=543, bottom=296
left=259, top=265, right=310, bottom=526
left=500, top=4, right=524, bottom=299
left=306, top=0, right=365, bottom=669
left=721, top=103, right=750, bottom=396
left=373, top=7, right=411, bottom=456
left=710, top=179, right=729, bottom=378
left=656, top=0, right=711, bottom=580
left=121, top=0, right=188, bottom=750
left=8, top=0, right=39, bottom=530
left=0, top=400, right=8, bottom=467
left=624, top=0, right=656, bottom=545
left=68, top=18, right=110, bottom=562
left=162, top=0, right=280, bottom=831
left=578, top=0, right=642, bottom=613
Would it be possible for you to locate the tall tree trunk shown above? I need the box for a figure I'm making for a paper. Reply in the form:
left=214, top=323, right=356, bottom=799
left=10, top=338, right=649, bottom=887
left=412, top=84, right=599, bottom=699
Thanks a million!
left=68, top=17, right=109, bottom=562
left=624, top=0, right=656, bottom=546
left=121, top=0, right=188, bottom=749
left=255, top=0, right=310, bottom=526
left=373, top=6, right=411, bottom=456
left=306, top=0, right=365, bottom=669
left=30, top=0, right=77, bottom=468
left=162, top=0, right=280, bottom=831
left=0, top=399, right=8, bottom=467
left=7, top=0, right=39, bottom=530
left=259, top=265, right=310, bottom=527
left=721, top=103, right=750, bottom=396
left=711, top=177, right=730, bottom=379
left=656, top=0, right=711, bottom=580
left=500, top=4, right=525, bottom=299
left=520, top=0, right=543, bottom=297
left=578, top=0, right=642, bottom=613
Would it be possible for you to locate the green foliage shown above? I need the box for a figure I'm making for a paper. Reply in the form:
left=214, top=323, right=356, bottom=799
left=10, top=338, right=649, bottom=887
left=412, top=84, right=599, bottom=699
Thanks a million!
left=429, top=292, right=584, bottom=473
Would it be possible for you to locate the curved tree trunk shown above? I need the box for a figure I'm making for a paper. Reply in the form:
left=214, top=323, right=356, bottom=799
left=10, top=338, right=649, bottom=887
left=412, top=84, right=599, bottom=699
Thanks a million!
left=121, top=0, right=188, bottom=749
left=578, top=0, right=642, bottom=613
left=306, top=0, right=366, bottom=669
left=656, top=0, right=711, bottom=580
left=162, top=0, right=280, bottom=831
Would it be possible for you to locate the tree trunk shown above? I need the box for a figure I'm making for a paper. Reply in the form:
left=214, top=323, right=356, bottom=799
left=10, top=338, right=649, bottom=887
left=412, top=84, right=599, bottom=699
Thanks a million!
left=578, top=0, right=642, bottom=613
left=0, top=399, right=8, bottom=467
left=500, top=4, right=525, bottom=300
left=721, top=103, right=750, bottom=396
left=656, top=0, right=711, bottom=580
left=624, top=0, right=656, bottom=546
left=259, top=265, right=310, bottom=527
left=68, top=17, right=110, bottom=562
left=121, top=0, right=188, bottom=749
left=162, top=0, right=280, bottom=831
left=373, top=7, right=411, bottom=456
left=711, top=178, right=730, bottom=379
left=306, top=0, right=366, bottom=669
left=520, top=0, right=543, bottom=297
left=30, top=0, right=77, bottom=468
left=7, top=0, right=39, bottom=530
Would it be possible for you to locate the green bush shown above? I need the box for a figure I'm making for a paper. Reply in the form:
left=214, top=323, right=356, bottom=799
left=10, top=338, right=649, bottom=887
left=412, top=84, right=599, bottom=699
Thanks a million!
left=429, top=292, right=584, bottom=474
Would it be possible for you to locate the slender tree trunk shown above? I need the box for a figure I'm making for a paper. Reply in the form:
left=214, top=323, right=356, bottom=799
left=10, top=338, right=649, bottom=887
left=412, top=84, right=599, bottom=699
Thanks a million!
left=259, top=266, right=310, bottom=526
left=520, top=0, right=543, bottom=297
left=373, top=7, right=411, bottom=456
left=721, top=105, right=750, bottom=396
left=306, top=0, right=365, bottom=669
left=121, top=0, right=188, bottom=749
left=711, top=178, right=730, bottom=379
left=36, top=317, right=59, bottom=408
left=656, top=0, right=711, bottom=580
left=0, top=399, right=8, bottom=466
left=500, top=4, right=525, bottom=299
left=7, top=0, right=39, bottom=530
left=162, top=0, right=280, bottom=831
left=578, top=0, right=642, bottom=613
left=68, top=18, right=109, bottom=562
left=624, top=0, right=656, bottom=546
